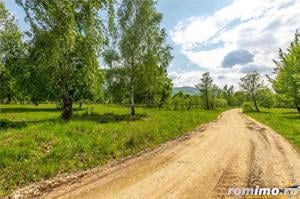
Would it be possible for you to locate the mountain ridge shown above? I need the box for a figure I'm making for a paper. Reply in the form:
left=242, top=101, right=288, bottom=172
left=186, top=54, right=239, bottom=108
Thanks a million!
left=172, top=86, right=198, bottom=95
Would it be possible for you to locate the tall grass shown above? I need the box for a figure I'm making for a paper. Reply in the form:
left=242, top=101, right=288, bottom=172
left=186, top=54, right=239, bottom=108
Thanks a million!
left=0, top=104, right=224, bottom=196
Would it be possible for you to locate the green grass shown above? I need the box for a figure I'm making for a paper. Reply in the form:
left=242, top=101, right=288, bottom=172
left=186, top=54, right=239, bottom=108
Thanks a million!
left=247, top=108, right=300, bottom=149
left=0, top=104, right=224, bottom=196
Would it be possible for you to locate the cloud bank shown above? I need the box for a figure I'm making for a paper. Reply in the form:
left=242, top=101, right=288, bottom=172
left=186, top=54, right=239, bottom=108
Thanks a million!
left=170, top=0, right=300, bottom=88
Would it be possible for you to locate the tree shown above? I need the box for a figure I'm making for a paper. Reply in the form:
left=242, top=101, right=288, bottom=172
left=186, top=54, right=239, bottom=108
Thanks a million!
left=210, top=84, right=224, bottom=109
left=273, top=94, right=294, bottom=108
left=240, top=71, right=263, bottom=112
left=196, top=72, right=213, bottom=110
left=257, top=87, right=274, bottom=108
left=103, top=66, right=128, bottom=104
left=137, top=28, right=173, bottom=107
left=222, top=84, right=234, bottom=106
left=17, top=0, right=114, bottom=120
left=0, top=2, right=24, bottom=103
left=272, top=32, right=300, bottom=113
left=234, top=91, right=246, bottom=107
left=116, top=0, right=172, bottom=118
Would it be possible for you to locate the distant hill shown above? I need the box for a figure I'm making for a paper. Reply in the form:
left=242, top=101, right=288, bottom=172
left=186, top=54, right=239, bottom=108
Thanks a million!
left=172, top=87, right=198, bottom=96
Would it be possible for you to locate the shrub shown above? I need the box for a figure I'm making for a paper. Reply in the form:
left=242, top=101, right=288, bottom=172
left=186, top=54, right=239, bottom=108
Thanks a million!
left=242, top=102, right=255, bottom=113
left=214, top=99, right=228, bottom=108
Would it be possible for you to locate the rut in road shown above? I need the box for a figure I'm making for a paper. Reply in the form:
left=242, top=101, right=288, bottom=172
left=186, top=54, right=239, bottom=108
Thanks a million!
left=12, top=109, right=300, bottom=199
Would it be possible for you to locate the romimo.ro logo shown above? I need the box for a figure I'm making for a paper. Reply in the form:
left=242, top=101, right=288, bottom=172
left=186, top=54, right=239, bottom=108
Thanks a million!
left=228, top=185, right=299, bottom=197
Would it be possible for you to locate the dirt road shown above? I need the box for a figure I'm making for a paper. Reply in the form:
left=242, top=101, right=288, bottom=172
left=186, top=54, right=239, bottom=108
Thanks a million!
left=13, top=109, right=300, bottom=199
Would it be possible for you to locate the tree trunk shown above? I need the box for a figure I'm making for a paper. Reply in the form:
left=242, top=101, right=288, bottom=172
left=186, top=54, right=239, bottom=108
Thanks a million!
left=145, top=91, right=151, bottom=107
left=62, top=96, right=73, bottom=120
left=130, top=86, right=135, bottom=119
left=205, top=89, right=209, bottom=110
left=79, top=102, right=82, bottom=109
left=252, top=94, right=260, bottom=112
left=6, top=93, right=11, bottom=104
left=211, top=97, right=215, bottom=110
left=130, top=56, right=136, bottom=119
left=296, top=104, right=300, bottom=113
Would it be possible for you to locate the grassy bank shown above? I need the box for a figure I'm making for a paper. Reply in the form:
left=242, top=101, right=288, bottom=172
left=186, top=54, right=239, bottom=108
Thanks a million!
left=0, top=104, right=224, bottom=196
left=247, top=108, right=300, bottom=149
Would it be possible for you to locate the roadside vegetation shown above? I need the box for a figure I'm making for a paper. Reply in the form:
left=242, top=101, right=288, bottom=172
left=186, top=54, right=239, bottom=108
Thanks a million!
left=247, top=109, right=300, bottom=150
left=1, top=0, right=300, bottom=197
left=0, top=104, right=223, bottom=196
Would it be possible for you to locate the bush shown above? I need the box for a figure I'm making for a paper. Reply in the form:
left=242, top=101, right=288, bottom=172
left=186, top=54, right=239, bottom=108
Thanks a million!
left=214, top=99, right=228, bottom=108
left=242, top=102, right=255, bottom=113
left=274, top=94, right=294, bottom=108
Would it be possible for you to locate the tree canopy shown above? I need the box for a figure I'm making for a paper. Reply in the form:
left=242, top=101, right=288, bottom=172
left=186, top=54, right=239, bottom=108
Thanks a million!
left=0, top=2, right=24, bottom=103
left=16, top=0, right=114, bottom=119
left=240, top=71, right=263, bottom=112
left=272, top=32, right=300, bottom=113
left=103, top=0, right=172, bottom=117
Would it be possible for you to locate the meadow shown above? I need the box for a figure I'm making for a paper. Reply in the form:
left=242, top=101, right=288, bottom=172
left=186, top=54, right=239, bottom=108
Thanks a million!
left=0, top=104, right=223, bottom=196
left=247, top=108, right=300, bottom=150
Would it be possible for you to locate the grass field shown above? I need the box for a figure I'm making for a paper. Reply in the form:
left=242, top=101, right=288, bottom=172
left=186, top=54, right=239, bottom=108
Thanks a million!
left=247, top=108, right=300, bottom=150
left=0, top=104, right=224, bottom=196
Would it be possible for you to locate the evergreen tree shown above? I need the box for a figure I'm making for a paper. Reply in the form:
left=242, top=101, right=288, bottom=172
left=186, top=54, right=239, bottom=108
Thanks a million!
left=196, top=72, right=213, bottom=110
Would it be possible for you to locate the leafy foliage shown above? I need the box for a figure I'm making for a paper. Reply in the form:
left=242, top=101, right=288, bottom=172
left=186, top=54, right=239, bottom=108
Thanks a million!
left=0, top=2, right=25, bottom=104
left=102, top=0, right=172, bottom=117
left=272, top=32, right=300, bottom=113
left=240, top=71, right=263, bottom=112
left=196, top=72, right=213, bottom=110
left=222, top=85, right=235, bottom=106
left=257, top=87, right=274, bottom=108
left=242, top=102, right=255, bottom=113
left=15, top=0, right=115, bottom=119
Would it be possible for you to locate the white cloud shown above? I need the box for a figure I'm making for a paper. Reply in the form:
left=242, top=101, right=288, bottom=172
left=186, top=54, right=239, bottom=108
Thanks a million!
left=170, top=69, right=243, bottom=89
left=182, top=47, right=233, bottom=72
left=169, top=71, right=203, bottom=87
left=170, top=0, right=300, bottom=88
left=215, top=0, right=272, bottom=22
left=171, top=16, right=219, bottom=50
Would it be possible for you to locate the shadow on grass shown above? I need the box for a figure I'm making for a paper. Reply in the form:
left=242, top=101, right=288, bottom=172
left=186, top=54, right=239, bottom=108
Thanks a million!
left=247, top=111, right=269, bottom=114
left=73, top=112, right=146, bottom=123
left=0, top=113, right=146, bottom=130
left=257, top=111, right=270, bottom=114
left=0, top=107, right=83, bottom=113
left=284, top=111, right=300, bottom=115
left=0, top=118, right=59, bottom=130
left=283, top=115, right=300, bottom=120
left=0, top=119, right=29, bottom=129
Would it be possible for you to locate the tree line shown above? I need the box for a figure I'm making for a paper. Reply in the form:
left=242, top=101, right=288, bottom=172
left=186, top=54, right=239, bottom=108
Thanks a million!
left=241, top=32, right=300, bottom=114
left=164, top=31, right=300, bottom=114
left=0, top=0, right=172, bottom=120
left=1, top=1, right=300, bottom=120
left=155, top=32, right=300, bottom=114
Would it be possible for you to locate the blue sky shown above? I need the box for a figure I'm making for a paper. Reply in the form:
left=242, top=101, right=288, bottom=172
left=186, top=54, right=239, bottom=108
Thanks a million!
left=3, top=0, right=300, bottom=88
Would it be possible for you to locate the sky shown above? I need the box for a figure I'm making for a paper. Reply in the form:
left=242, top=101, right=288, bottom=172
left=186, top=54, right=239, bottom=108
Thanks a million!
left=3, top=0, right=300, bottom=89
